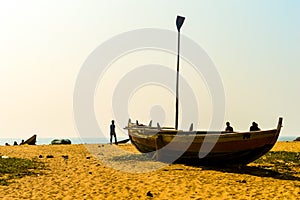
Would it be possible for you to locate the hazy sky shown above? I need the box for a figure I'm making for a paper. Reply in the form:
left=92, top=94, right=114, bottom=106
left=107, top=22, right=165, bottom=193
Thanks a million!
left=0, top=1, right=299, bottom=139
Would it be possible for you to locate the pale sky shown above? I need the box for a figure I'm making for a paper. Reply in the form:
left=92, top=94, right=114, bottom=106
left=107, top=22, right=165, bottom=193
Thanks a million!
left=0, top=0, right=299, bottom=139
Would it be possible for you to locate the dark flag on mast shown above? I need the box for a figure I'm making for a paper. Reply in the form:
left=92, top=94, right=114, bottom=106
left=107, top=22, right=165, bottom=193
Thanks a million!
left=176, top=16, right=185, bottom=32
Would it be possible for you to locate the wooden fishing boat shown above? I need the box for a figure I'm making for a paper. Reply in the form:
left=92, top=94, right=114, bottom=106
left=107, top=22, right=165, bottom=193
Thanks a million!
left=126, top=118, right=282, bottom=165
left=21, top=134, right=37, bottom=145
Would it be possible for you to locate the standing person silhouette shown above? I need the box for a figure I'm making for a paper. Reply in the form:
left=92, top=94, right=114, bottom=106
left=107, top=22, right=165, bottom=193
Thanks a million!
left=110, top=120, right=118, bottom=145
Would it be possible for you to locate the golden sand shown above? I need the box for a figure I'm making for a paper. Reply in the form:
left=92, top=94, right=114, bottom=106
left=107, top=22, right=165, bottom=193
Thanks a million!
left=0, top=142, right=299, bottom=199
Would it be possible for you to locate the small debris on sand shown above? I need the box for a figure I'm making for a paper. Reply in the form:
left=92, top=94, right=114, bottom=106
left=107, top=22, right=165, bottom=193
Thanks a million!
left=146, top=191, right=153, bottom=197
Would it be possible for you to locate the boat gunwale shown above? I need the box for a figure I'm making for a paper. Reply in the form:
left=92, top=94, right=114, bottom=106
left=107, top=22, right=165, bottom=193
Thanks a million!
left=126, top=125, right=278, bottom=137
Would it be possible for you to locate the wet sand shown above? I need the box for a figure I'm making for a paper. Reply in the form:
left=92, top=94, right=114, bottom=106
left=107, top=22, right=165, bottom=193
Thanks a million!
left=0, top=142, right=299, bottom=199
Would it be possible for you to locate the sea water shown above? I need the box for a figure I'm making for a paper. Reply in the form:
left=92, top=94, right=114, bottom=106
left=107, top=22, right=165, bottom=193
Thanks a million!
left=0, top=137, right=129, bottom=146
left=0, top=136, right=297, bottom=146
left=278, top=136, right=298, bottom=142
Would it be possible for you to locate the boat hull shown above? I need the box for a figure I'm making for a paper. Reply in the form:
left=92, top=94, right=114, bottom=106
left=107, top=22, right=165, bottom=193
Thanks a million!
left=127, top=118, right=282, bottom=165
left=21, top=134, right=37, bottom=145
left=117, top=138, right=130, bottom=144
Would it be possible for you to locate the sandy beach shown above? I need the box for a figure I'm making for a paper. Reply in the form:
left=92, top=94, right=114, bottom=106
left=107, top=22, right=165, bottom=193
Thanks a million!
left=0, top=142, right=299, bottom=199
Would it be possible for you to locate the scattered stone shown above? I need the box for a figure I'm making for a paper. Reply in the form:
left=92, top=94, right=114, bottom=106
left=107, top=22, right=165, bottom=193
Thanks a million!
left=51, top=139, right=71, bottom=145
left=46, top=155, right=54, bottom=158
left=89, top=172, right=92, bottom=175
left=39, top=155, right=43, bottom=158
left=1, top=155, right=9, bottom=159
left=86, top=156, right=91, bottom=159
left=236, top=180, right=247, bottom=183
left=294, top=137, right=300, bottom=141
left=146, top=191, right=153, bottom=197
left=62, top=155, right=69, bottom=159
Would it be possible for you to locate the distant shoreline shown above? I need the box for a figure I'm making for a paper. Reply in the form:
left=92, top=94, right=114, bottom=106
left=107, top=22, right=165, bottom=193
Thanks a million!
left=0, top=136, right=298, bottom=146
left=0, top=137, right=128, bottom=146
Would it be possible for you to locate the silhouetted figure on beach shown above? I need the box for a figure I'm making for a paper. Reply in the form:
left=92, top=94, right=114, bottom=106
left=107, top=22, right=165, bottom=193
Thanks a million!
left=13, top=141, right=18, bottom=145
left=225, top=122, right=234, bottom=132
left=110, top=120, right=118, bottom=145
left=250, top=122, right=260, bottom=131
left=5, top=142, right=10, bottom=146
left=20, top=140, right=25, bottom=145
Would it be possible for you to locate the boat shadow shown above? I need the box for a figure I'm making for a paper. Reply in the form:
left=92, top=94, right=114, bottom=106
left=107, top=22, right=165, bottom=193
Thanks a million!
left=179, top=150, right=300, bottom=181
left=197, top=165, right=300, bottom=181
left=110, top=149, right=300, bottom=181
left=111, top=154, right=300, bottom=181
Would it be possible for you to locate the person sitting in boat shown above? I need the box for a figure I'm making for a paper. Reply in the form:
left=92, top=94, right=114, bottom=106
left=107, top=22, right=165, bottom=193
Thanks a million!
left=225, top=122, right=234, bottom=132
left=136, top=120, right=144, bottom=126
left=110, top=120, right=118, bottom=145
left=250, top=122, right=260, bottom=131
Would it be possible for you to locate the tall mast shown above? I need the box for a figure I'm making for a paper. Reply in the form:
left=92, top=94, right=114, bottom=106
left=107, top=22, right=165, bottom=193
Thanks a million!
left=175, top=15, right=185, bottom=130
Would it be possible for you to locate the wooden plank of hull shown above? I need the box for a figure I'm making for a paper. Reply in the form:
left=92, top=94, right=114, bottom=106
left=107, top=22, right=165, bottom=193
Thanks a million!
left=129, top=130, right=277, bottom=152
left=162, top=144, right=274, bottom=165
left=130, top=136, right=276, bottom=165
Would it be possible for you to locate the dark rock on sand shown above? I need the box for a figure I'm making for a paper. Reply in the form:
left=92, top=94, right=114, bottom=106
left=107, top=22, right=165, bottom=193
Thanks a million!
left=51, top=139, right=71, bottom=145
left=294, top=137, right=300, bottom=141
left=236, top=180, right=247, bottom=183
left=146, top=191, right=153, bottom=197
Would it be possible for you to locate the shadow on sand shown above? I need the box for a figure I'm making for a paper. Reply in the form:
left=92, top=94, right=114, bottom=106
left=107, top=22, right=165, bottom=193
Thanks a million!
left=111, top=151, right=300, bottom=181
left=198, top=165, right=300, bottom=182
left=180, top=151, right=300, bottom=181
